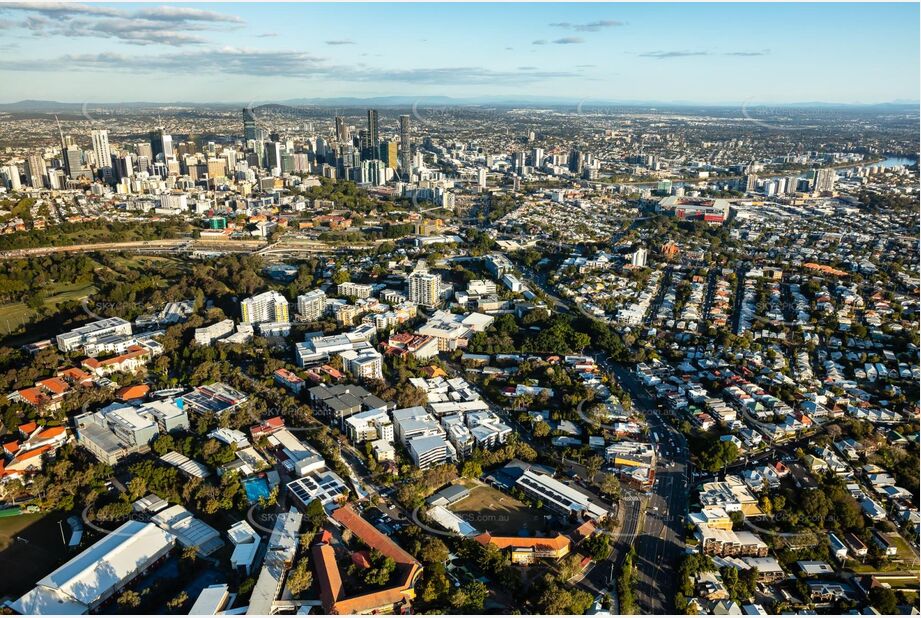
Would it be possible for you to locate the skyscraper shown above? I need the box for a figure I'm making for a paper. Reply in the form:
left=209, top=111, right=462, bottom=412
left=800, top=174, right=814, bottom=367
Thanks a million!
left=91, top=129, right=111, bottom=178
left=813, top=168, right=836, bottom=193
left=64, top=147, right=87, bottom=180
left=149, top=128, right=173, bottom=162
left=380, top=141, right=399, bottom=169
left=25, top=154, right=45, bottom=188
left=243, top=107, right=258, bottom=141
left=568, top=148, right=583, bottom=175
left=744, top=173, right=758, bottom=193
left=335, top=116, right=351, bottom=143
left=399, top=114, right=412, bottom=177
left=366, top=109, right=380, bottom=161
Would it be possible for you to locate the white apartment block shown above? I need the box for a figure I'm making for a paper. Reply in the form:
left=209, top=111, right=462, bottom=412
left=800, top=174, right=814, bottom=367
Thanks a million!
left=408, top=435, right=451, bottom=469
left=392, top=406, right=445, bottom=445
left=240, top=291, right=289, bottom=324
left=337, top=281, right=374, bottom=299
left=408, top=271, right=441, bottom=308
left=296, top=289, right=327, bottom=321
left=344, top=408, right=394, bottom=444
left=340, top=347, right=384, bottom=380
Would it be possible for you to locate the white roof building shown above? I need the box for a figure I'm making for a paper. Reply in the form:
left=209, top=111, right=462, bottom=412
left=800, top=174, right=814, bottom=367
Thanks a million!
left=8, top=520, right=175, bottom=614
left=150, top=504, right=224, bottom=556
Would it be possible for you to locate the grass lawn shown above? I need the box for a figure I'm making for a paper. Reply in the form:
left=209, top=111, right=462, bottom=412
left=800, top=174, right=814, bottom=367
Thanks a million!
left=0, top=282, right=97, bottom=336
left=449, top=484, right=553, bottom=536
left=0, top=512, right=70, bottom=599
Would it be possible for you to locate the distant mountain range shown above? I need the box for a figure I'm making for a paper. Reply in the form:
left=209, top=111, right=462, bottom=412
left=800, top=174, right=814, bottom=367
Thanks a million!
left=0, top=97, right=917, bottom=113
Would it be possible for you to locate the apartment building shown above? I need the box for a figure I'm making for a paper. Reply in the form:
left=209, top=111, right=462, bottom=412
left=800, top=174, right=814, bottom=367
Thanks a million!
left=408, top=271, right=441, bottom=308
left=296, top=289, right=327, bottom=321
left=337, top=281, right=374, bottom=299
left=241, top=290, right=289, bottom=324
left=344, top=408, right=394, bottom=444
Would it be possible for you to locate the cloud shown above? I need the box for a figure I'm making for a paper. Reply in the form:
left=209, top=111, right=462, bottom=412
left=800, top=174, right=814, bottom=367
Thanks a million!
left=723, top=49, right=770, bottom=57
left=639, top=50, right=709, bottom=59
left=0, top=2, right=244, bottom=46
left=553, top=37, right=585, bottom=44
left=532, top=39, right=547, bottom=45
left=257, top=32, right=278, bottom=38
left=551, top=20, right=624, bottom=32
left=0, top=49, right=578, bottom=85
left=325, top=39, right=355, bottom=45
left=134, top=6, right=243, bottom=24
left=0, top=2, right=121, bottom=18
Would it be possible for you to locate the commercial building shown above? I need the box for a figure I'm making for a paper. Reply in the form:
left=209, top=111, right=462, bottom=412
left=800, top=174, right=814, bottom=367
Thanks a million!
left=147, top=503, right=224, bottom=557
left=194, top=319, right=235, bottom=345
left=382, top=333, right=439, bottom=360
left=266, top=428, right=325, bottom=476
left=7, top=520, right=175, bottom=614
left=179, top=382, right=248, bottom=416
left=189, top=584, right=231, bottom=615
left=416, top=310, right=493, bottom=352
left=247, top=509, right=302, bottom=615
left=308, top=383, right=388, bottom=423
left=75, top=404, right=163, bottom=465
left=287, top=470, right=349, bottom=512
left=241, top=291, right=289, bottom=324
left=515, top=469, right=609, bottom=520
left=657, top=195, right=731, bottom=225
left=56, top=317, right=133, bottom=353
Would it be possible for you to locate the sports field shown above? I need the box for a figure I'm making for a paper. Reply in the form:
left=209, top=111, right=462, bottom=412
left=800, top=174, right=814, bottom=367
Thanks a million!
left=449, top=483, right=553, bottom=536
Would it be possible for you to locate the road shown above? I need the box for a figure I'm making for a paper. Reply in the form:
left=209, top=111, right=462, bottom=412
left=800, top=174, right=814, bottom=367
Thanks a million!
left=596, top=357, right=690, bottom=614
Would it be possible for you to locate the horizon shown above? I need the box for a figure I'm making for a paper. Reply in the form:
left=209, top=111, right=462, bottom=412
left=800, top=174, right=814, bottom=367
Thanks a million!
left=0, top=2, right=918, bottom=105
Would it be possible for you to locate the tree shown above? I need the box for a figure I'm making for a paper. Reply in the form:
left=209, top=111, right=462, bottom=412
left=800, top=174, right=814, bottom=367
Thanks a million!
left=167, top=591, right=189, bottom=611
left=585, top=455, right=603, bottom=483
left=453, top=580, right=488, bottom=612
left=304, top=499, right=327, bottom=529
left=287, top=559, right=313, bottom=595
left=868, top=587, right=898, bottom=614
left=418, top=537, right=450, bottom=565
left=582, top=533, right=611, bottom=560
left=599, top=472, right=620, bottom=499
left=116, top=590, right=141, bottom=610
left=461, top=460, right=483, bottom=479
left=533, top=421, right=551, bottom=438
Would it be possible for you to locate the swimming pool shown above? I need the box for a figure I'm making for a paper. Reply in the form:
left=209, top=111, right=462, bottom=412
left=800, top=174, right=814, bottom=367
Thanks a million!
left=243, top=476, right=271, bottom=503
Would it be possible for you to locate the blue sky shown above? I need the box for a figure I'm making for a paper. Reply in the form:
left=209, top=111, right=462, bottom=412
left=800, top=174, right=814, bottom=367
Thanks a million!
left=0, top=2, right=917, bottom=104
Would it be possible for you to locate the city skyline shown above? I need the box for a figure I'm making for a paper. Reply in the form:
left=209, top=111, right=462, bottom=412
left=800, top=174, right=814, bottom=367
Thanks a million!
left=0, top=2, right=918, bottom=105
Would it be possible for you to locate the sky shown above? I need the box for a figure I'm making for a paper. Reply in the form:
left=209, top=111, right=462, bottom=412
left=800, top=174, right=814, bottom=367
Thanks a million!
left=0, top=2, right=918, bottom=105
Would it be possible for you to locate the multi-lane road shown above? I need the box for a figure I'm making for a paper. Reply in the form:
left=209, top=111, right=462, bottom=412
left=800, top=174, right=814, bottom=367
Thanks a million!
left=598, top=358, right=690, bottom=614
